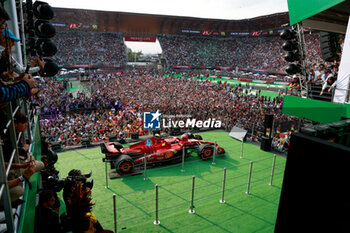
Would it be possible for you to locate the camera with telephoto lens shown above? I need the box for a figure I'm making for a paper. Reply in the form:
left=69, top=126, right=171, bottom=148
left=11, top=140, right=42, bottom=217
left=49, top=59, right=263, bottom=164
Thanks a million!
left=46, top=171, right=93, bottom=193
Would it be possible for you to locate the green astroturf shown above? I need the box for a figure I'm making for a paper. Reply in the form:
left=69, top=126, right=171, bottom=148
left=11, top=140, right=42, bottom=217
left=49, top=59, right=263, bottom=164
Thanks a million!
left=55, top=130, right=286, bottom=233
left=241, top=89, right=284, bottom=99
left=68, top=80, right=87, bottom=97
left=206, top=76, right=288, bottom=89
left=168, top=74, right=289, bottom=89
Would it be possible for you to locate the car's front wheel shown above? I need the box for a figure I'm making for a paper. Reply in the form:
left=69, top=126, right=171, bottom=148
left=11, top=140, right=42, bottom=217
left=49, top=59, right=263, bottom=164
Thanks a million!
left=198, top=144, right=214, bottom=160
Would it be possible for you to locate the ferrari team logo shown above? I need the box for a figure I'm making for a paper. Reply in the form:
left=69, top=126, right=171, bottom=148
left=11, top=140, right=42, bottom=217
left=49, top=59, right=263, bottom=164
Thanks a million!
left=143, top=110, right=161, bottom=129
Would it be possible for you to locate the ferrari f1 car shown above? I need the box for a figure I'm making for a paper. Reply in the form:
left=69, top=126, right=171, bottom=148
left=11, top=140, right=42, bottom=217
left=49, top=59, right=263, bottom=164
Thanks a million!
left=101, top=133, right=225, bottom=174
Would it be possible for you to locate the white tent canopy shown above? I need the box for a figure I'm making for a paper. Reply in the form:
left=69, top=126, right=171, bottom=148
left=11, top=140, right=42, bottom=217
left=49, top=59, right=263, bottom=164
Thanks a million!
left=334, top=16, right=350, bottom=103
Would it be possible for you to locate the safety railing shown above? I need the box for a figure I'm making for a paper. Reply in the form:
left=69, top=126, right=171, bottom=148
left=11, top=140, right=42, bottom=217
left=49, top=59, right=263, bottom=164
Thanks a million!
left=106, top=153, right=285, bottom=232
left=0, top=98, right=34, bottom=233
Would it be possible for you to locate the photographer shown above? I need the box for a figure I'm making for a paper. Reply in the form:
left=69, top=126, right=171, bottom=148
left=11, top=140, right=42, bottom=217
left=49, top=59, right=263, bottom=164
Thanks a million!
left=51, top=169, right=112, bottom=233
left=62, top=169, right=84, bottom=216
left=35, top=190, right=62, bottom=233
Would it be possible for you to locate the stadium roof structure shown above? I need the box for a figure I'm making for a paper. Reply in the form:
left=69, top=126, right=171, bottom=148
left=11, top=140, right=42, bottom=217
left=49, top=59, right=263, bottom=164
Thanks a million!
left=53, top=7, right=289, bottom=35
left=288, top=0, right=350, bottom=33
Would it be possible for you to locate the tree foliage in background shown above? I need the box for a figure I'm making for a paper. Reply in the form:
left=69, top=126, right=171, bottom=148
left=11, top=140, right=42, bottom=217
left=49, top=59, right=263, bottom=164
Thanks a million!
left=127, top=48, right=143, bottom=62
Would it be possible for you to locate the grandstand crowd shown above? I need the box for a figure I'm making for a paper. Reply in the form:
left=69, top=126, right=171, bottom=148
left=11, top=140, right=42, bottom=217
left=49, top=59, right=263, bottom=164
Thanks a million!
left=158, top=34, right=288, bottom=71
left=53, top=30, right=127, bottom=66
left=37, top=69, right=299, bottom=146
left=51, top=30, right=323, bottom=74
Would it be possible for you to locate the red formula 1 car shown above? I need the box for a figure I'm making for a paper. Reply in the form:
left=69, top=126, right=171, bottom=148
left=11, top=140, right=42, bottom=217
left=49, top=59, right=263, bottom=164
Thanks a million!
left=100, top=133, right=225, bottom=174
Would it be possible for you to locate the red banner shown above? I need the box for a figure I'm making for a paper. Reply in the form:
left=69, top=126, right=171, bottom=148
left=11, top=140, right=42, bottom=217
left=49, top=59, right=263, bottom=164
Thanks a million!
left=201, top=30, right=212, bottom=36
left=252, top=69, right=269, bottom=73
left=238, top=78, right=252, bottom=82
left=216, top=66, right=232, bottom=70
left=69, top=64, right=93, bottom=68
left=172, top=66, right=192, bottom=69
left=124, top=36, right=156, bottom=42
left=250, top=31, right=261, bottom=37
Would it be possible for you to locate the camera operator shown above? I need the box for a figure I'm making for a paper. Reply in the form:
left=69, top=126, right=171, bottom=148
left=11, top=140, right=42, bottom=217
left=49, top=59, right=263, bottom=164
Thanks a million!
left=35, top=190, right=62, bottom=233
left=52, top=169, right=112, bottom=233
left=62, top=169, right=84, bottom=216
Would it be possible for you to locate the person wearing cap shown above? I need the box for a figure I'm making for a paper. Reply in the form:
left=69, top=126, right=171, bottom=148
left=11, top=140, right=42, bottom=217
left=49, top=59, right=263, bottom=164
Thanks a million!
left=0, top=29, right=36, bottom=103
left=0, top=28, right=44, bottom=75
left=289, top=75, right=300, bottom=90
left=288, top=75, right=300, bottom=96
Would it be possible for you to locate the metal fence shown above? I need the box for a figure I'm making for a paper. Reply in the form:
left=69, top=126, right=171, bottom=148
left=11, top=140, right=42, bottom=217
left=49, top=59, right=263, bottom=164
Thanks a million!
left=106, top=153, right=285, bottom=233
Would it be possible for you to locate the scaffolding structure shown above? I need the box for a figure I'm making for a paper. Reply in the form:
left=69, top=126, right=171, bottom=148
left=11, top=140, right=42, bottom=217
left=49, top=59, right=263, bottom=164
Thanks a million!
left=0, top=0, right=33, bottom=232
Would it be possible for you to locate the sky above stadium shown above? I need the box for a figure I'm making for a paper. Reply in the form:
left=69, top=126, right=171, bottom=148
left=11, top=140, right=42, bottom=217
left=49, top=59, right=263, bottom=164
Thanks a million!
left=44, top=0, right=288, bottom=20
left=45, top=0, right=289, bottom=54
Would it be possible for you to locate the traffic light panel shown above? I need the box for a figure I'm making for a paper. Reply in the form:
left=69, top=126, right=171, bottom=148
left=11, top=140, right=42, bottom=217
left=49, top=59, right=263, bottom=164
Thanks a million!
left=26, top=0, right=59, bottom=77
left=280, top=29, right=300, bottom=75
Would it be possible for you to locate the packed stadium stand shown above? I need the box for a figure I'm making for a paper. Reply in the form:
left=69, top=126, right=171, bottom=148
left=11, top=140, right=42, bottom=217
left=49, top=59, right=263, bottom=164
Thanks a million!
left=158, top=33, right=323, bottom=72
left=50, top=8, right=323, bottom=74
left=53, top=31, right=127, bottom=66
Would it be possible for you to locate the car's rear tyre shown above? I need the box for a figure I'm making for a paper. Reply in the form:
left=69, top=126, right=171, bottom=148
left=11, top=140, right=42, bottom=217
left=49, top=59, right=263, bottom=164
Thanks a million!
left=198, top=144, right=214, bottom=160
left=115, top=155, right=134, bottom=174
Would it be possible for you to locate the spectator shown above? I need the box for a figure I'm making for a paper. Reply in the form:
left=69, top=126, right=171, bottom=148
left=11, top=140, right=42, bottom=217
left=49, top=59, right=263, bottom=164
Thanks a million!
left=320, top=67, right=337, bottom=95
left=0, top=160, right=35, bottom=208
left=8, top=111, right=44, bottom=170
left=0, top=8, right=35, bottom=103
left=289, top=75, right=300, bottom=96
left=0, top=111, right=44, bottom=206
left=0, top=73, right=34, bottom=103
left=0, top=28, right=44, bottom=75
